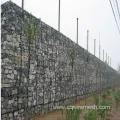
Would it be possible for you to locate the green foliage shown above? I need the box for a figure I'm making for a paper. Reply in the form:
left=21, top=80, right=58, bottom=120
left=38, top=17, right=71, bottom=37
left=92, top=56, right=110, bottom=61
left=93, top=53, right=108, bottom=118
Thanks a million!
left=68, top=47, right=76, bottom=68
left=112, top=87, right=115, bottom=93
left=98, top=108, right=105, bottom=119
left=106, top=90, right=111, bottom=96
left=114, top=90, right=120, bottom=108
left=65, top=108, right=81, bottom=120
left=98, top=101, right=111, bottom=119
left=102, top=90, right=111, bottom=101
left=24, top=18, right=38, bottom=44
left=102, top=92, right=107, bottom=100
left=84, top=110, right=97, bottom=120
left=93, top=95, right=99, bottom=106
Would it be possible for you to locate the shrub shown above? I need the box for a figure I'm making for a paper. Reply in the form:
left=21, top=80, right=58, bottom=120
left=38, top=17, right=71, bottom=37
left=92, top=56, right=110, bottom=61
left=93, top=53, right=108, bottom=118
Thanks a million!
left=112, top=87, right=115, bottom=93
left=65, top=108, right=81, bottom=120
left=102, top=92, right=107, bottom=100
left=114, top=90, right=120, bottom=108
left=106, top=90, right=110, bottom=96
left=98, top=101, right=111, bottom=120
left=93, top=95, right=99, bottom=106
left=84, top=110, right=97, bottom=120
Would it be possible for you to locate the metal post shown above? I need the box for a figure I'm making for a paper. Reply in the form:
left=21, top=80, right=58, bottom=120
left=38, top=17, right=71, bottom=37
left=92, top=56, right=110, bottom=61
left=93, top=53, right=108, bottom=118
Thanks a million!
left=87, top=30, right=89, bottom=51
left=22, top=0, right=24, bottom=9
left=110, top=58, right=111, bottom=66
left=108, top=56, right=109, bottom=65
left=99, top=45, right=101, bottom=60
left=103, top=50, right=104, bottom=62
left=94, top=39, right=96, bottom=56
left=106, top=53, right=107, bottom=63
left=76, top=18, right=79, bottom=44
left=99, top=33, right=101, bottom=60
left=58, top=0, right=61, bottom=32
left=115, top=0, right=120, bottom=20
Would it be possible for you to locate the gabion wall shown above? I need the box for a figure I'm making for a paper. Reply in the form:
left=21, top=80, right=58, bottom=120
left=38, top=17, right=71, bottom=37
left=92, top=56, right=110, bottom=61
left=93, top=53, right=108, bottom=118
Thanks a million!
left=1, top=1, right=120, bottom=120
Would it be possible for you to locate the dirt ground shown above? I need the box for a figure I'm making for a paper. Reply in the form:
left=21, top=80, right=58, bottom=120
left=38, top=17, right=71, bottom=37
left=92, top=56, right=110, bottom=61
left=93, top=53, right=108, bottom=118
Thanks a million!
left=31, top=86, right=120, bottom=120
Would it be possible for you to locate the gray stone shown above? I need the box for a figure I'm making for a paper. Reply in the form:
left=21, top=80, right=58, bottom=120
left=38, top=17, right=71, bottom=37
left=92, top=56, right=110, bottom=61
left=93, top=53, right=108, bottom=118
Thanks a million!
left=4, top=58, right=9, bottom=63
left=28, top=102, right=31, bottom=107
left=5, top=69, right=8, bottom=74
left=40, top=93, right=43, bottom=96
left=14, top=111, right=18, bottom=116
left=30, top=75, right=35, bottom=80
left=9, top=70, right=12, bottom=74
left=10, top=118, right=14, bottom=120
left=33, top=100, right=36, bottom=105
left=6, top=35, right=12, bottom=42
left=2, top=84, right=11, bottom=87
left=7, top=75, right=11, bottom=79
left=9, top=113, right=13, bottom=118
left=18, top=98, right=22, bottom=103
left=11, top=27, right=15, bottom=31
left=12, top=89, right=17, bottom=95
left=14, top=70, right=17, bottom=75
left=44, top=99, right=48, bottom=104
left=8, top=100, right=14, bottom=104
left=11, top=74, right=14, bottom=79
left=24, top=78, right=27, bottom=83
left=1, top=20, right=5, bottom=25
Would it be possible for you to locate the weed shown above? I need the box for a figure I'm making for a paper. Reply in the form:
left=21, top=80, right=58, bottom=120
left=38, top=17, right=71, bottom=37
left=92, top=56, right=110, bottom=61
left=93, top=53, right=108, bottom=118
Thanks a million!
left=102, top=92, right=107, bottom=101
left=68, top=47, right=76, bottom=69
left=65, top=108, right=81, bottom=120
left=98, top=101, right=111, bottom=120
left=93, top=95, right=99, bottom=106
left=84, top=110, right=97, bottom=120
left=114, top=90, right=120, bottom=108
left=106, top=90, right=110, bottom=96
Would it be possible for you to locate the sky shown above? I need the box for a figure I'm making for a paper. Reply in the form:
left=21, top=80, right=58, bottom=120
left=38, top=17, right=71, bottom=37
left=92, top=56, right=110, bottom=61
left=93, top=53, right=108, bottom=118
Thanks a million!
left=1, top=0, right=120, bottom=70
